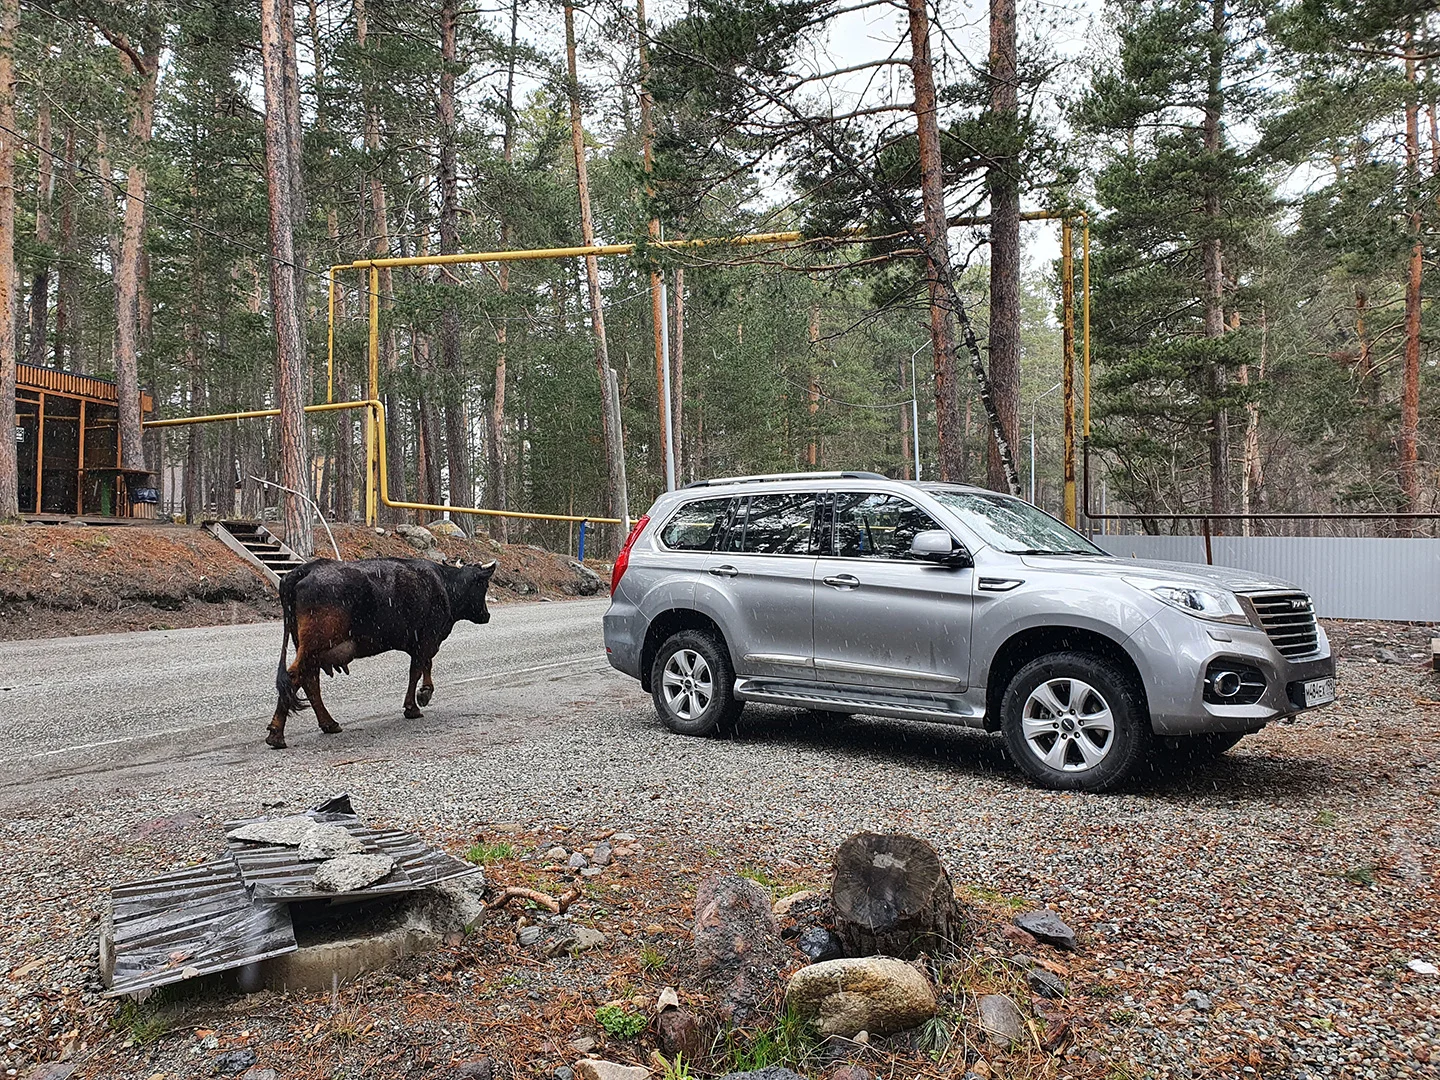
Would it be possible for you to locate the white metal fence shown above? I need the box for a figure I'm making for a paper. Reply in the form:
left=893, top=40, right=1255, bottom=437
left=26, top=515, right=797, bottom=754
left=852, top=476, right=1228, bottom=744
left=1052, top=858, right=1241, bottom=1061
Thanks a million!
left=1093, top=535, right=1440, bottom=622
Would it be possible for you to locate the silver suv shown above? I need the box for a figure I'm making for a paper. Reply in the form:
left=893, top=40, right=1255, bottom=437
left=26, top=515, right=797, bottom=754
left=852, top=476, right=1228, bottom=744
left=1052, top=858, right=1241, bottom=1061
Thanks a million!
left=603, top=472, right=1336, bottom=791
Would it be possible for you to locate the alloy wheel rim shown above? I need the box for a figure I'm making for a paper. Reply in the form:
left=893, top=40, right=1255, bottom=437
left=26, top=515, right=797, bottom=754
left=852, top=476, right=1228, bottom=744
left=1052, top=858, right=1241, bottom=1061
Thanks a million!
left=662, top=649, right=713, bottom=721
left=1021, top=677, right=1115, bottom=772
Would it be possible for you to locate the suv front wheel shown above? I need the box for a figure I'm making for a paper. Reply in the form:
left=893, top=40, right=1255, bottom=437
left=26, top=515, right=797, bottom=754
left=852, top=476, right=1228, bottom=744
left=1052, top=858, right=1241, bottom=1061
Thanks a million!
left=1001, top=651, right=1151, bottom=792
left=651, top=629, right=745, bottom=737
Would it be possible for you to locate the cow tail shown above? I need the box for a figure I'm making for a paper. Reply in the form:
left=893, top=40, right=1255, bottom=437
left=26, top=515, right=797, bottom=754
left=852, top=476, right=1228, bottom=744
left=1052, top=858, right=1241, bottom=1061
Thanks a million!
left=275, top=566, right=310, bottom=716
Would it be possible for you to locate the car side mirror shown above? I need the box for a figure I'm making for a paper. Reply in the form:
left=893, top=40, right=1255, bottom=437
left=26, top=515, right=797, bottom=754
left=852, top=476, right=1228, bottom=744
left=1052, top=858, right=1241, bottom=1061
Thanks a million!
left=910, top=529, right=971, bottom=566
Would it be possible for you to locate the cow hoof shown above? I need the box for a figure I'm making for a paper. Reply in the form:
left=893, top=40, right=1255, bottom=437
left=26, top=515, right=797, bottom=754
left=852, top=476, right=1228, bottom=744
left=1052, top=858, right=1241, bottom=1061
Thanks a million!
left=318, top=721, right=343, bottom=735
left=404, top=706, right=423, bottom=720
left=417, top=688, right=433, bottom=706
left=266, top=732, right=288, bottom=750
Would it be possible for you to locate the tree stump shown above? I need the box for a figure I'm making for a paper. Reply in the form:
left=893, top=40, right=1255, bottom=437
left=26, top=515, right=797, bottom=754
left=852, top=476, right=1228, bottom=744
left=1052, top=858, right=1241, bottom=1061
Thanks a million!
left=831, top=832, right=964, bottom=959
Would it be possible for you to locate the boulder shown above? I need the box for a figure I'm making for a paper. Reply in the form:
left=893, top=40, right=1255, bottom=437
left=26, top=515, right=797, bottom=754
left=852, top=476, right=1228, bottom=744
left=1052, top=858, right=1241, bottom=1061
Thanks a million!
left=976, top=994, right=1024, bottom=1048
left=1013, top=910, right=1077, bottom=951
left=784, top=956, right=937, bottom=1037
left=692, top=873, right=788, bottom=1026
left=798, top=926, right=846, bottom=963
left=430, top=519, right=466, bottom=538
left=212, top=1048, right=258, bottom=1076
left=451, top=1061, right=493, bottom=1080
left=572, top=1062, right=650, bottom=1080
left=656, top=1007, right=704, bottom=1060
left=396, top=523, right=436, bottom=550
left=297, top=823, right=366, bottom=861
left=312, top=853, right=396, bottom=892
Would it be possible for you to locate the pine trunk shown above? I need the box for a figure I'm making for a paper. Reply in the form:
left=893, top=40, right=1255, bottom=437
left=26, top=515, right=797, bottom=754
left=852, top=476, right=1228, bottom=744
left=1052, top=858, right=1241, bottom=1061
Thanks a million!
left=1400, top=40, right=1422, bottom=532
left=28, top=101, right=51, bottom=368
left=566, top=0, right=630, bottom=554
left=985, top=0, right=1020, bottom=493
left=0, top=0, right=17, bottom=517
left=261, top=0, right=314, bottom=557
left=438, top=0, right=471, bottom=530
left=1202, top=0, right=1228, bottom=530
left=55, top=122, right=77, bottom=368
left=487, top=0, right=519, bottom=542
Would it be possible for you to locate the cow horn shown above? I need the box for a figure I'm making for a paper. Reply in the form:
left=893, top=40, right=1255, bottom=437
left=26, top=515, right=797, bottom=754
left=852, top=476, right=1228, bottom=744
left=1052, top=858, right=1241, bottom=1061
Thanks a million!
left=481, top=560, right=498, bottom=572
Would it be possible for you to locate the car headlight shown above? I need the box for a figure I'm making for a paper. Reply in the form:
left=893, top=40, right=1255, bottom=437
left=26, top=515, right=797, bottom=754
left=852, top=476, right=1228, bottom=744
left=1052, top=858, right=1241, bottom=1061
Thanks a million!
left=1125, top=578, right=1251, bottom=624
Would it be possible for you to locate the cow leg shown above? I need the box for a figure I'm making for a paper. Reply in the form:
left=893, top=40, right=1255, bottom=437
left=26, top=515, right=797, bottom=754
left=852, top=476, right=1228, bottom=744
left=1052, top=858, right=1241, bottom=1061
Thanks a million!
left=266, top=661, right=305, bottom=749
left=404, top=659, right=424, bottom=720
left=417, top=658, right=435, bottom=707
left=304, top=671, right=343, bottom=735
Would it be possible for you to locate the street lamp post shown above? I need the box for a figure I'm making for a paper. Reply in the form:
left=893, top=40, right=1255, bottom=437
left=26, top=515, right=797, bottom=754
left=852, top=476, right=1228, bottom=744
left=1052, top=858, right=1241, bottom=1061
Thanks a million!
left=1030, top=382, right=1062, bottom=506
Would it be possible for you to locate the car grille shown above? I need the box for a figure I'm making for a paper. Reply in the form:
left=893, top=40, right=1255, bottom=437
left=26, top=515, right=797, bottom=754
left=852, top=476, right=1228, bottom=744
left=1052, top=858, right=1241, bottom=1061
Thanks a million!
left=1246, top=591, right=1321, bottom=659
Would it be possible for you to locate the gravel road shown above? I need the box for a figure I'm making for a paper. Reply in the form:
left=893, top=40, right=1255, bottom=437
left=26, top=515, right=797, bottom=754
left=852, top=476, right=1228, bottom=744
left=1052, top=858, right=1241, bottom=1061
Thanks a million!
left=0, top=605, right=1436, bottom=1079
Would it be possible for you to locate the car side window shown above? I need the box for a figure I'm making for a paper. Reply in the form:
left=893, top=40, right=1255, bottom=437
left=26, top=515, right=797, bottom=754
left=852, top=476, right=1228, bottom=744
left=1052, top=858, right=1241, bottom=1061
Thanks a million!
left=726, top=493, right=818, bottom=555
left=660, top=497, right=735, bottom=551
left=832, top=492, right=943, bottom=560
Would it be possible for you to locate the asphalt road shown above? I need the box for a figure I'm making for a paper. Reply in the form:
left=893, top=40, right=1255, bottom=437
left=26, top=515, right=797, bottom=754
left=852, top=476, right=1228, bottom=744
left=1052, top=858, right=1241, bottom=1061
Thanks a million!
left=0, top=597, right=631, bottom=802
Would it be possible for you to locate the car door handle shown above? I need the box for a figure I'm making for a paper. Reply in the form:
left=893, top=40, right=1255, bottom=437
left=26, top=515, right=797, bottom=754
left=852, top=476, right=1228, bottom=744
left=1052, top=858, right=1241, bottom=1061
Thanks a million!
left=708, top=564, right=739, bottom=578
left=822, top=574, right=860, bottom=589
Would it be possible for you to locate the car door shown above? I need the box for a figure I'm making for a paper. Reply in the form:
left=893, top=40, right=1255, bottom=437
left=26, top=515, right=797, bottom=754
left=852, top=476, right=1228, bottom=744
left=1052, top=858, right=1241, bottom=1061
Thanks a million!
left=812, top=490, right=974, bottom=693
left=702, top=491, right=819, bottom=682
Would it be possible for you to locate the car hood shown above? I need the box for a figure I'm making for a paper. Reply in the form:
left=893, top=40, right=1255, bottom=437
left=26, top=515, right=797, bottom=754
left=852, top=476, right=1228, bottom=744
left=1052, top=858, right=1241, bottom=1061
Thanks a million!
left=1017, top=555, right=1301, bottom=594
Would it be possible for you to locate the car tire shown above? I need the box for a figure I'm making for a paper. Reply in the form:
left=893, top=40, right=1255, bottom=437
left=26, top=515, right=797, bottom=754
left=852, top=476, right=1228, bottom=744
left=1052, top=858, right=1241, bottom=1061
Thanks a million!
left=1001, top=650, right=1151, bottom=793
left=651, top=629, right=744, bottom=737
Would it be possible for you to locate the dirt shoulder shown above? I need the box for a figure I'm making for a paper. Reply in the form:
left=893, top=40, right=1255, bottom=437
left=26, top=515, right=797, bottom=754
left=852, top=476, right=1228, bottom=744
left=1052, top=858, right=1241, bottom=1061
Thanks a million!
left=0, top=522, right=607, bottom=641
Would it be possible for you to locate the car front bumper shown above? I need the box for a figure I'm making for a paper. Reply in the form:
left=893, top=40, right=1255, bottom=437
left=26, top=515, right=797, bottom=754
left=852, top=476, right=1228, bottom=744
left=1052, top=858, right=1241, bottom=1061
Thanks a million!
left=1126, top=610, right=1336, bottom=736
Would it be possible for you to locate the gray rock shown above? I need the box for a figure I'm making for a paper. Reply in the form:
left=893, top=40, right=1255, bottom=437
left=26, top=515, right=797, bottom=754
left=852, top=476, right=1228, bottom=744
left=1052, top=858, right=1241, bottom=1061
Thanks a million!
left=718, top=1070, right=805, bottom=1080
left=977, top=993, right=1025, bottom=1047
left=580, top=866, right=604, bottom=878
left=212, top=1048, right=258, bottom=1076
left=1026, top=967, right=1067, bottom=999
left=312, top=853, right=395, bottom=892
left=572, top=926, right=608, bottom=951
left=1407, top=959, right=1439, bottom=975
left=546, top=846, right=569, bottom=861
left=296, top=823, right=366, bottom=861
left=517, top=926, right=543, bottom=947
left=1014, top=909, right=1078, bottom=951
left=240, top=1071, right=277, bottom=1080
left=797, top=926, right=845, bottom=963
left=396, top=523, right=436, bottom=550
left=227, top=815, right=316, bottom=846
left=430, top=519, right=466, bottom=538
left=554, top=1069, right=574, bottom=1080
left=1183, top=989, right=1213, bottom=1012
left=540, top=925, right=608, bottom=957
left=591, top=841, right=613, bottom=866
left=1377, top=647, right=1401, bottom=664
left=573, top=1063, right=650, bottom=1080
left=24, top=1067, right=77, bottom=1080
left=568, top=851, right=590, bottom=870
left=785, top=956, right=937, bottom=1037
left=693, top=873, right=788, bottom=1026
left=570, top=1036, right=597, bottom=1054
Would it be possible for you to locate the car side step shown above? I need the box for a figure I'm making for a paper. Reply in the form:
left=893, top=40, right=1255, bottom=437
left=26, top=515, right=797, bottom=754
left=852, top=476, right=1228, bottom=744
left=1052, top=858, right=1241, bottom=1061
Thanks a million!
left=733, top=678, right=986, bottom=729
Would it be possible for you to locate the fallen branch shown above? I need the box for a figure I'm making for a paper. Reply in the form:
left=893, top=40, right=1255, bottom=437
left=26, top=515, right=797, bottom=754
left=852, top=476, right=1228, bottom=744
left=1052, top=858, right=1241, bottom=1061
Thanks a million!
left=486, top=884, right=583, bottom=914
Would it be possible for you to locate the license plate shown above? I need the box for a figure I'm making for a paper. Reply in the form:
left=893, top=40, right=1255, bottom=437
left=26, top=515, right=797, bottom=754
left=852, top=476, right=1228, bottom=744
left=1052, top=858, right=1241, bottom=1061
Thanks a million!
left=1303, top=677, right=1336, bottom=708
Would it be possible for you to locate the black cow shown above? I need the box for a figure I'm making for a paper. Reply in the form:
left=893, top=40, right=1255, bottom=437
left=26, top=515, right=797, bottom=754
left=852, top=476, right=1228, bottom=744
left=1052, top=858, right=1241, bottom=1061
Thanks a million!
left=268, top=557, right=497, bottom=749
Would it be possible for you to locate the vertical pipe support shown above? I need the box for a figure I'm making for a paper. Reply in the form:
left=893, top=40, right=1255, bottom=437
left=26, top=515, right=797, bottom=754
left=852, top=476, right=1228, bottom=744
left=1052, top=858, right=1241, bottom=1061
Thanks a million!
left=659, top=276, right=676, bottom=491
left=1061, top=217, right=1076, bottom=528
left=326, top=268, right=336, bottom=405
left=365, top=265, right=380, bottom=525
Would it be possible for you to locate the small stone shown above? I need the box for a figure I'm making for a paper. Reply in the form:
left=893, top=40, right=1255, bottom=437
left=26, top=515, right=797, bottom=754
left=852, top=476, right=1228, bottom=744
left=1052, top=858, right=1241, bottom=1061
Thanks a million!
left=227, top=815, right=316, bottom=846
left=554, top=1069, right=575, bottom=1080
left=572, top=1062, right=650, bottom=1080
left=977, top=994, right=1025, bottom=1048
left=657, top=1007, right=703, bottom=1060
left=1408, top=959, right=1439, bottom=976
left=211, top=1049, right=257, bottom=1076
left=1377, top=647, right=1401, bottom=664
left=717, top=1069, right=805, bottom=1080
left=831, top=1068, right=870, bottom=1080
left=771, top=890, right=820, bottom=917
left=572, top=927, right=608, bottom=951
left=1014, top=910, right=1078, bottom=951
left=580, top=867, right=604, bottom=878
left=546, top=846, right=569, bottom=860
left=1026, top=968, right=1067, bottom=1000
left=201, top=1035, right=221, bottom=1051
left=297, top=823, right=366, bottom=861
left=312, top=853, right=395, bottom=892
left=998, top=924, right=1039, bottom=949
left=240, top=1070, right=278, bottom=1080
left=1183, top=989, right=1213, bottom=1012
left=591, top=842, right=613, bottom=866
left=568, top=852, right=590, bottom=870
left=396, top=523, right=436, bottom=550
left=797, top=926, right=845, bottom=963
left=613, top=833, right=637, bottom=842
left=570, top=1037, right=598, bottom=1054
left=517, top=926, right=543, bottom=947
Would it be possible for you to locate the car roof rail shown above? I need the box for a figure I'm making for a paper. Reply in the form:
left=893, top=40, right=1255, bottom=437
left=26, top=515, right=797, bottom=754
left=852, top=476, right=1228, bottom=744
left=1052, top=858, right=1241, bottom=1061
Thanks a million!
left=682, top=470, right=890, bottom=489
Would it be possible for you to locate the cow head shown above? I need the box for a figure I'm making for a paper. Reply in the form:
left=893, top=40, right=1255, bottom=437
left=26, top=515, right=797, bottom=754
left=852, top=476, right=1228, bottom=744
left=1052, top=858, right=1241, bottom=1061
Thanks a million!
left=451, top=560, right=498, bottom=624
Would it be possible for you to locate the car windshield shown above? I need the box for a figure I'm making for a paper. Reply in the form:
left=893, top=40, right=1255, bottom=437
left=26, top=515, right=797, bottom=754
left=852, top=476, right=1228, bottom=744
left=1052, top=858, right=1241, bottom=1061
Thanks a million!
left=928, top=489, right=1106, bottom=556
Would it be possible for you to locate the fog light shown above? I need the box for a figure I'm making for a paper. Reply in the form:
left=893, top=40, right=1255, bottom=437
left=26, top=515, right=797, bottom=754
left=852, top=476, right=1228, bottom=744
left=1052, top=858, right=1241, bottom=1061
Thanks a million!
left=1209, top=670, right=1243, bottom=699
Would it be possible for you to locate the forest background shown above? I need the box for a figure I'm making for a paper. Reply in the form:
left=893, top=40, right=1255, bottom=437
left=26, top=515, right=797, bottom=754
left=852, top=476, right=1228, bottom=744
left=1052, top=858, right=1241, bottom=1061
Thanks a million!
left=0, top=0, right=1433, bottom=556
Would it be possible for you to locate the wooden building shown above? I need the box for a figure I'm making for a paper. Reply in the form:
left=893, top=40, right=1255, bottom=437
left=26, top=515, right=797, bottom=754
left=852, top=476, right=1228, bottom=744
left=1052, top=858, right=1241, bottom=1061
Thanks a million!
left=15, top=364, right=155, bottom=519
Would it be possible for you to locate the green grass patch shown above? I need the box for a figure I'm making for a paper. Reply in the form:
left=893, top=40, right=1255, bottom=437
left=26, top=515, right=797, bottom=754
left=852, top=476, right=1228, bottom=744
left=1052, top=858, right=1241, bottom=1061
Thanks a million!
left=111, top=1000, right=172, bottom=1045
left=717, top=1007, right=816, bottom=1071
left=1343, top=864, right=1377, bottom=886
left=640, top=945, right=668, bottom=974
left=464, top=841, right=515, bottom=864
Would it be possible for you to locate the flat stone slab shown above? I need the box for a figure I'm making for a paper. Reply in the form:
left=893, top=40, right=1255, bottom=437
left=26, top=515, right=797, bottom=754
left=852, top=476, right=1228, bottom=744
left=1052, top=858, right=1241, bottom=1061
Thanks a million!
left=1014, top=909, right=1078, bottom=951
left=297, top=823, right=367, bottom=861
left=227, top=815, right=317, bottom=846
left=313, top=854, right=396, bottom=892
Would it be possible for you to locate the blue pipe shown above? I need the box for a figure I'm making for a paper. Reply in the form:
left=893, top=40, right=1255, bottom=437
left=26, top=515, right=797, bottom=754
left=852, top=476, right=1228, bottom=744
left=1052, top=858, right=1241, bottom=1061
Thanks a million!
left=578, top=519, right=587, bottom=562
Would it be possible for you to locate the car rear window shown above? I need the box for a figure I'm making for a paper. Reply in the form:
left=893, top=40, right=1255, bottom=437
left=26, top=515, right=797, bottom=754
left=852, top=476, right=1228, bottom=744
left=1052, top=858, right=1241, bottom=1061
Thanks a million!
left=659, top=497, right=734, bottom=551
left=725, top=493, right=818, bottom=555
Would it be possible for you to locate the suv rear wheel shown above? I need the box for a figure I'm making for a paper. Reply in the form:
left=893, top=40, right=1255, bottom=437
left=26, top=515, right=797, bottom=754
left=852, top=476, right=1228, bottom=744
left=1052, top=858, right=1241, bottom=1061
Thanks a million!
left=651, top=629, right=745, bottom=737
left=1001, top=651, right=1150, bottom=792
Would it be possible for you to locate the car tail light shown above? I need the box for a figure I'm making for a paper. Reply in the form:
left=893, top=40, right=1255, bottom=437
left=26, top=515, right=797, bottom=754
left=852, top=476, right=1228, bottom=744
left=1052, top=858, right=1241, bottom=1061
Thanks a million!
left=611, top=515, right=650, bottom=594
